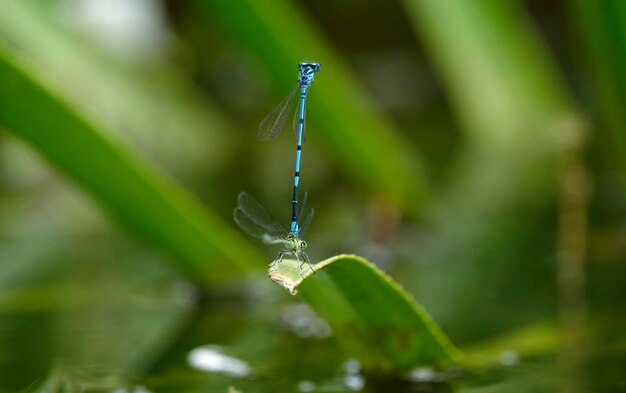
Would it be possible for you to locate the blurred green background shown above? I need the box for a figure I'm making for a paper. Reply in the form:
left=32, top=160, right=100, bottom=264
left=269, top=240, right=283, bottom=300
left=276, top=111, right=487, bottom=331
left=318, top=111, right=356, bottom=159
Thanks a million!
left=0, top=0, right=625, bottom=391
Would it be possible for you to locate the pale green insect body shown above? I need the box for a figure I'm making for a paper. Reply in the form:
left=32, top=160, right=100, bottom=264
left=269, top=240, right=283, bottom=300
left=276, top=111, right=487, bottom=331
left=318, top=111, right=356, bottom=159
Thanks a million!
left=234, top=192, right=314, bottom=274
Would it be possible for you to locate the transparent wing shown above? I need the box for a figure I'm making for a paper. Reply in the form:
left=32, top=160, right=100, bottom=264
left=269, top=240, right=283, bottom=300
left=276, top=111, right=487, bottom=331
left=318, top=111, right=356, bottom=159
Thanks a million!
left=292, top=97, right=306, bottom=143
left=258, top=86, right=298, bottom=141
left=297, top=208, right=314, bottom=238
left=297, top=191, right=308, bottom=225
left=233, top=192, right=286, bottom=239
left=234, top=208, right=274, bottom=240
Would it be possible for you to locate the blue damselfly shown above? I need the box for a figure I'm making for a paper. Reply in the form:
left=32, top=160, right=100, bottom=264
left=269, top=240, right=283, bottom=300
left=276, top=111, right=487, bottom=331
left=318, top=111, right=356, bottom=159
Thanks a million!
left=258, top=62, right=321, bottom=237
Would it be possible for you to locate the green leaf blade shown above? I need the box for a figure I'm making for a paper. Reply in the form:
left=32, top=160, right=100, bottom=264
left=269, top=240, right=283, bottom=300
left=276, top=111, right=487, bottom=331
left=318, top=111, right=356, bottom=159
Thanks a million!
left=270, top=255, right=460, bottom=372
left=0, top=46, right=265, bottom=283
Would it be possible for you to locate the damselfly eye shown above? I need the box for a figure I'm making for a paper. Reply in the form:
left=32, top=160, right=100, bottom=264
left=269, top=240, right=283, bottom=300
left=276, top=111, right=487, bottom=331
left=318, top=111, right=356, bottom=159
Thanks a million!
left=300, top=240, right=307, bottom=249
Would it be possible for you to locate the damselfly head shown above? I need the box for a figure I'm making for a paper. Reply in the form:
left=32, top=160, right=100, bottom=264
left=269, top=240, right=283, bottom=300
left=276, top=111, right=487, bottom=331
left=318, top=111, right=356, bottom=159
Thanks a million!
left=298, top=62, right=321, bottom=88
left=299, top=62, right=321, bottom=73
left=299, top=240, right=307, bottom=249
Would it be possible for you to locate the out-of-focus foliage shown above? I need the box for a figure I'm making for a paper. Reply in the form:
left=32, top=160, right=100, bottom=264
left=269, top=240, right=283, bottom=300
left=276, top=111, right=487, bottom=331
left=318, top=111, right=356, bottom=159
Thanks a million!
left=0, top=0, right=625, bottom=391
left=401, top=0, right=578, bottom=342
left=0, top=48, right=262, bottom=281
left=201, top=0, right=430, bottom=210
left=569, top=0, right=626, bottom=174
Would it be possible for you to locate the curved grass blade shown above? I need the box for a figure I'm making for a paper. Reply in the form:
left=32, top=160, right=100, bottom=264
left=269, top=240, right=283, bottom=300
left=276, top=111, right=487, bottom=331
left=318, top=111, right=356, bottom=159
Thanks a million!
left=0, top=1, right=232, bottom=180
left=400, top=0, right=578, bottom=338
left=569, top=0, right=626, bottom=181
left=269, top=254, right=460, bottom=372
left=0, top=46, right=265, bottom=282
left=258, top=86, right=298, bottom=141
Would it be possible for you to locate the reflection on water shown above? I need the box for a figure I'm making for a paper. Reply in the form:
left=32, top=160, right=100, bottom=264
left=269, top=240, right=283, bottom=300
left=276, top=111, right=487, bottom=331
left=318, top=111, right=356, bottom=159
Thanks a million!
left=297, top=380, right=316, bottom=392
left=342, top=359, right=365, bottom=391
left=409, top=367, right=443, bottom=383
left=279, top=303, right=332, bottom=338
left=33, top=365, right=155, bottom=393
left=2, top=270, right=625, bottom=393
left=343, top=374, right=366, bottom=391
left=4, top=286, right=621, bottom=393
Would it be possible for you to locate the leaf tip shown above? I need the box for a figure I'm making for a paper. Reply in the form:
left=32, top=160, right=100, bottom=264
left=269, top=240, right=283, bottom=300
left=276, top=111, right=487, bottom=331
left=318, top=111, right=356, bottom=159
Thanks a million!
left=267, top=258, right=318, bottom=295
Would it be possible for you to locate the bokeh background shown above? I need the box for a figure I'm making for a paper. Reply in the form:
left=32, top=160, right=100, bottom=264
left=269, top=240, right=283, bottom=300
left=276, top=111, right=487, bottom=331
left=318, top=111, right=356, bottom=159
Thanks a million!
left=0, top=0, right=625, bottom=392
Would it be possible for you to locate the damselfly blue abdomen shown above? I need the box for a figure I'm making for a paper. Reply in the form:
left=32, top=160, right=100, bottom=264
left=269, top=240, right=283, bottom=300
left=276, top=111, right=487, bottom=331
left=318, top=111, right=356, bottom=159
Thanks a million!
left=258, top=62, right=321, bottom=238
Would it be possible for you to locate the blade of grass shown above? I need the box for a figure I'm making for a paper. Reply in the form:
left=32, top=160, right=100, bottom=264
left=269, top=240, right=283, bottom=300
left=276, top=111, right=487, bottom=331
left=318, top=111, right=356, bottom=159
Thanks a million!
left=404, top=0, right=571, bottom=144
left=0, top=0, right=233, bottom=180
left=569, top=0, right=626, bottom=178
left=0, top=45, right=264, bottom=283
left=401, top=0, right=581, bottom=340
left=270, top=255, right=460, bottom=372
left=197, top=0, right=430, bottom=210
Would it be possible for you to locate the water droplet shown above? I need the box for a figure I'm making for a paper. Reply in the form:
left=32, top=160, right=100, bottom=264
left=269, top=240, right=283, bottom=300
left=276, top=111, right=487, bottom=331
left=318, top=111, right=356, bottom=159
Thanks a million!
left=343, top=374, right=365, bottom=391
left=297, top=380, right=316, bottom=392
left=279, top=304, right=331, bottom=338
left=499, top=350, right=519, bottom=366
left=343, top=359, right=361, bottom=374
left=410, top=367, right=443, bottom=382
left=187, top=345, right=252, bottom=377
